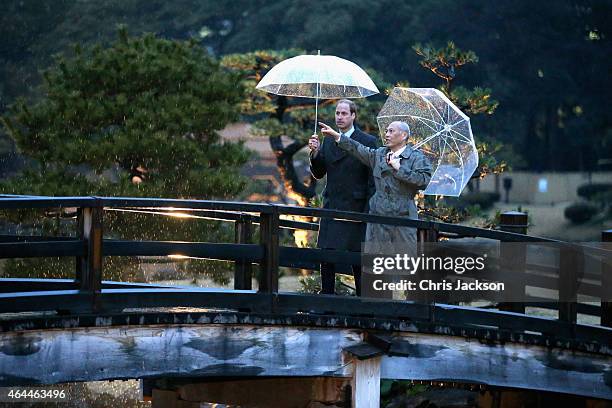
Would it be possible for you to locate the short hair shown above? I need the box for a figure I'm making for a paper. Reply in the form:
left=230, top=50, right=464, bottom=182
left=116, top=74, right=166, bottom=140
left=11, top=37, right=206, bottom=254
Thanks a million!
left=395, top=121, right=411, bottom=137
left=336, top=99, right=357, bottom=116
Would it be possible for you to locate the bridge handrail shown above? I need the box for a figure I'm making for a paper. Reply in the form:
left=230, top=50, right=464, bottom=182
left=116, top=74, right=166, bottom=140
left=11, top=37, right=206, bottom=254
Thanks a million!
left=1, top=194, right=611, bottom=344
left=0, top=195, right=564, bottom=243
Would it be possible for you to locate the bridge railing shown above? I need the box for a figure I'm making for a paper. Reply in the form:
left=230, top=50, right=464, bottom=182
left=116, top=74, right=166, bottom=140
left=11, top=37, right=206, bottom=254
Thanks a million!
left=0, top=195, right=611, bottom=350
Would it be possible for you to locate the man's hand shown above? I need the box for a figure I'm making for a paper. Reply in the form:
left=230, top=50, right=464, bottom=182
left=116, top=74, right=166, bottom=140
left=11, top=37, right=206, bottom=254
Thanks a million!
left=318, top=122, right=341, bottom=141
left=386, top=152, right=401, bottom=170
left=308, top=134, right=320, bottom=155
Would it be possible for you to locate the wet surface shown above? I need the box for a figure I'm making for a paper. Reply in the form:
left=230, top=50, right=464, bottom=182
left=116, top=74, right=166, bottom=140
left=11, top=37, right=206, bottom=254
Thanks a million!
left=0, top=373, right=41, bottom=386
left=389, top=340, right=447, bottom=358
left=185, top=336, right=260, bottom=360
left=0, top=335, right=42, bottom=356
left=536, top=351, right=607, bottom=374
left=0, top=324, right=609, bottom=400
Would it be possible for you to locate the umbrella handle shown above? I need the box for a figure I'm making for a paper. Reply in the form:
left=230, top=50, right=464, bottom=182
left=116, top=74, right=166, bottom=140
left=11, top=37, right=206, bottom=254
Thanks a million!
left=314, top=93, right=319, bottom=134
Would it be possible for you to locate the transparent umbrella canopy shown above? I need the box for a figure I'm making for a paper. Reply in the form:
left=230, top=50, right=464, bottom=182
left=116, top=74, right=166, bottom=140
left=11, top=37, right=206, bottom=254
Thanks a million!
left=377, top=87, right=478, bottom=196
left=256, top=51, right=379, bottom=133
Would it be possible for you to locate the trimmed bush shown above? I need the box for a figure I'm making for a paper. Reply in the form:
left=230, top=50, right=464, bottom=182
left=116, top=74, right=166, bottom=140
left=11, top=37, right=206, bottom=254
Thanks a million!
left=564, top=202, right=599, bottom=224
left=576, top=183, right=612, bottom=200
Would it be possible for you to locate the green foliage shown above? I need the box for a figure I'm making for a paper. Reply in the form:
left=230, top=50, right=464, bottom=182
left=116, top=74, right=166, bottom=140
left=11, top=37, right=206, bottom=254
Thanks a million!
left=1, top=28, right=249, bottom=199
left=1, top=0, right=610, bottom=172
left=564, top=202, right=600, bottom=224
left=413, top=41, right=503, bottom=170
left=576, top=183, right=612, bottom=200
left=575, top=183, right=612, bottom=220
left=413, top=41, right=506, bottom=223
left=413, top=41, right=478, bottom=85
left=298, top=273, right=355, bottom=296
left=0, top=29, right=250, bottom=283
left=381, top=380, right=429, bottom=407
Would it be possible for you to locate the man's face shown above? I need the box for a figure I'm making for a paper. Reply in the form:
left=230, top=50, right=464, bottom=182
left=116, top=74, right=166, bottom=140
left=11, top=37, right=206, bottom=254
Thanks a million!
left=384, top=122, right=407, bottom=149
left=335, top=102, right=355, bottom=131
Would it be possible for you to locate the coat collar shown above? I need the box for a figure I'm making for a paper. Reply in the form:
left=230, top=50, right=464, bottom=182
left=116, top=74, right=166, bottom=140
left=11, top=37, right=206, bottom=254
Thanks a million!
left=399, top=144, right=413, bottom=159
left=382, top=144, right=412, bottom=159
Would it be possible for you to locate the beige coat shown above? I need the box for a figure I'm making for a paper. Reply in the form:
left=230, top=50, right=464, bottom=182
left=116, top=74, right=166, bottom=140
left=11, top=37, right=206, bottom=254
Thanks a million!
left=336, top=134, right=432, bottom=252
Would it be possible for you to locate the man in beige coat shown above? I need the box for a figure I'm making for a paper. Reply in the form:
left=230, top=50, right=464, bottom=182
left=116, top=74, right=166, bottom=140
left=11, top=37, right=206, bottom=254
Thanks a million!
left=315, top=120, right=432, bottom=251
left=315, top=120, right=431, bottom=297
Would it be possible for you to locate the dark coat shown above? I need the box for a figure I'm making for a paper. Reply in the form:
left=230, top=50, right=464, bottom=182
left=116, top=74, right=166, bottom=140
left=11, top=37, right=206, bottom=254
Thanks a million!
left=310, top=127, right=378, bottom=251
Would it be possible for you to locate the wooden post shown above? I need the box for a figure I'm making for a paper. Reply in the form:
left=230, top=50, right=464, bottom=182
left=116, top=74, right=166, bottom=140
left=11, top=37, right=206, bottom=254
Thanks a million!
left=234, top=214, right=253, bottom=290
left=602, top=230, right=612, bottom=328
left=76, top=206, right=103, bottom=311
left=416, top=227, right=439, bottom=306
left=558, top=243, right=581, bottom=325
left=258, top=207, right=279, bottom=293
left=499, top=211, right=528, bottom=314
left=351, top=356, right=381, bottom=408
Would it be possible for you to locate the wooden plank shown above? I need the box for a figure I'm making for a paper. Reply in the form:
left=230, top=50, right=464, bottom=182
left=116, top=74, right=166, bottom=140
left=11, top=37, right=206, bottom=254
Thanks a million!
left=351, top=356, right=381, bottom=408
left=380, top=331, right=612, bottom=401
left=0, top=278, right=181, bottom=293
left=99, top=196, right=271, bottom=213
left=279, top=247, right=360, bottom=267
left=0, top=235, right=75, bottom=242
left=0, top=323, right=609, bottom=400
left=275, top=293, right=431, bottom=320
left=0, top=325, right=359, bottom=385
left=103, top=240, right=263, bottom=262
left=0, top=241, right=85, bottom=258
left=0, top=196, right=96, bottom=209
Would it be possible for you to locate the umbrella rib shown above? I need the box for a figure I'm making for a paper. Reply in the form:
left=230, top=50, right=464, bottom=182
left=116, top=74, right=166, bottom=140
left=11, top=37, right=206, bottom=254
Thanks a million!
left=447, top=118, right=469, bottom=129
left=429, top=135, right=458, bottom=194
left=448, top=128, right=473, bottom=144
left=422, top=96, right=445, bottom=124
left=444, top=133, right=470, bottom=146
left=412, top=128, right=446, bottom=149
left=438, top=134, right=449, bottom=166
left=414, top=116, right=444, bottom=129
left=449, top=134, right=466, bottom=193
left=377, top=115, right=442, bottom=127
left=412, top=117, right=443, bottom=134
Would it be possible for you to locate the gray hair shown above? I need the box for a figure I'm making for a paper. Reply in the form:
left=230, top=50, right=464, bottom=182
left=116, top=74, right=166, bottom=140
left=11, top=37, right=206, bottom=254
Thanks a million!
left=396, top=121, right=410, bottom=136
left=392, top=121, right=411, bottom=139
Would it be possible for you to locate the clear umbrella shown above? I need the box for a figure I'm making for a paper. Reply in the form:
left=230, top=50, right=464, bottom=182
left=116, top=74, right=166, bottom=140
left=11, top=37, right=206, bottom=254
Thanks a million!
left=377, top=87, right=478, bottom=196
left=256, top=51, right=379, bottom=133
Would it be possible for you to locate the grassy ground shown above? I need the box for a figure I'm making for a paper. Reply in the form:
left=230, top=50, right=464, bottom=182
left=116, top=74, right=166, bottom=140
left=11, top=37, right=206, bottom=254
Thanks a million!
left=473, top=201, right=612, bottom=241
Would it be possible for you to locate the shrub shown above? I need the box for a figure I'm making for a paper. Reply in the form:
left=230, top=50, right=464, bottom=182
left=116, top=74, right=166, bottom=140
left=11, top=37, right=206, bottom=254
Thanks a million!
left=564, top=202, right=599, bottom=224
left=576, top=183, right=612, bottom=200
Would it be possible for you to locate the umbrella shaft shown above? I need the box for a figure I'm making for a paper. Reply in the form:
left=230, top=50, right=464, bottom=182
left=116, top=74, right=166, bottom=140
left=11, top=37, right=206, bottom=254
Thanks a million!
left=314, top=93, right=319, bottom=134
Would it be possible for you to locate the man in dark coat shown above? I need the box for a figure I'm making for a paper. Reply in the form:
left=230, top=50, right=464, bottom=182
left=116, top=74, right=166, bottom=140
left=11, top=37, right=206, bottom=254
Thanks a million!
left=308, top=99, right=378, bottom=295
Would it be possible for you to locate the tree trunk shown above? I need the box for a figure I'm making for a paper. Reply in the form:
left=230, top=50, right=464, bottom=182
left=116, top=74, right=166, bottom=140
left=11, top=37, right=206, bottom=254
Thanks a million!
left=269, top=135, right=317, bottom=206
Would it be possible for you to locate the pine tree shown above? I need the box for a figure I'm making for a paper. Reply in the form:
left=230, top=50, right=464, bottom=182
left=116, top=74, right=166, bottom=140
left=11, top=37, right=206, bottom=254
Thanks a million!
left=1, top=27, right=249, bottom=199
left=0, top=28, right=250, bottom=281
left=412, top=41, right=508, bottom=223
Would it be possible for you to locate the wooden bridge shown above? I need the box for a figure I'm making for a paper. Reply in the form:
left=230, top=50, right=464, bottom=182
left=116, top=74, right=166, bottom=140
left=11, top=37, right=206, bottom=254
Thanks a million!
left=0, top=196, right=610, bottom=407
